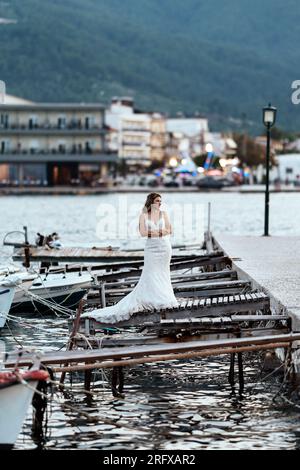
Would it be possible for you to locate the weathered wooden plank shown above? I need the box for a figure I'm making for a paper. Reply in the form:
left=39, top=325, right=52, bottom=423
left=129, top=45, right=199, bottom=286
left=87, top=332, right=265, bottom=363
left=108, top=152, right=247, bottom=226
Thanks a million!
left=13, top=246, right=229, bottom=263
left=231, top=315, right=289, bottom=322
left=161, top=318, right=175, bottom=324
left=199, top=318, right=212, bottom=325
left=100, top=268, right=237, bottom=284
left=220, top=317, right=232, bottom=324
left=82, top=290, right=271, bottom=328
left=103, top=279, right=250, bottom=297
left=175, top=318, right=189, bottom=324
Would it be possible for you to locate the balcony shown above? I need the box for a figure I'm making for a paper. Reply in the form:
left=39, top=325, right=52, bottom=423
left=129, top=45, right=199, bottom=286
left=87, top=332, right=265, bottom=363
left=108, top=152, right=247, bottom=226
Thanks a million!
left=0, top=149, right=118, bottom=164
left=122, top=127, right=150, bottom=132
left=122, top=140, right=151, bottom=146
left=0, top=124, right=106, bottom=135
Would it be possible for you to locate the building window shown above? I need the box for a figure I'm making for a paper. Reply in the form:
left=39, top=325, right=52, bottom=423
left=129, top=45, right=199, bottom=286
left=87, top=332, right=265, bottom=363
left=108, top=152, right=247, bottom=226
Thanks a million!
left=85, top=116, right=95, bottom=129
left=30, top=140, right=39, bottom=154
left=85, top=141, right=92, bottom=154
left=58, top=116, right=67, bottom=129
left=0, top=114, right=9, bottom=128
left=58, top=141, right=67, bottom=154
left=29, top=116, right=38, bottom=129
left=1, top=140, right=10, bottom=154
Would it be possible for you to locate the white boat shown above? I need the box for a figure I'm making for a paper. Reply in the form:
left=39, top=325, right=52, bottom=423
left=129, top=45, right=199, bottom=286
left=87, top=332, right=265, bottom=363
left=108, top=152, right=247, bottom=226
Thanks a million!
left=0, top=267, right=94, bottom=314
left=0, top=276, right=19, bottom=329
left=0, top=361, right=49, bottom=449
left=11, top=271, right=94, bottom=314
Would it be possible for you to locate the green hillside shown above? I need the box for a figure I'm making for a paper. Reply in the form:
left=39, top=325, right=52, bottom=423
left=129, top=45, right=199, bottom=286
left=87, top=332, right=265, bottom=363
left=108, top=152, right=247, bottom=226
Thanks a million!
left=0, top=0, right=299, bottom=131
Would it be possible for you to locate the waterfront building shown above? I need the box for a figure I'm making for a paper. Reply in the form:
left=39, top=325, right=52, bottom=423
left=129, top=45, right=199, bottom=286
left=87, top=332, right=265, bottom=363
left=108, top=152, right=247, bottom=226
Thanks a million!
left=0, top=98, right=117, bottom=186
left=105, top=97, right=167, bottom=170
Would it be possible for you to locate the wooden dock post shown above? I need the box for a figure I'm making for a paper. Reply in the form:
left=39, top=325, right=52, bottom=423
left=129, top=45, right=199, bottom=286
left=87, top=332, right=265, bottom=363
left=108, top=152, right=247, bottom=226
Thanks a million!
left=229, top=353, right=236, bottom=386
left=100, top=282, right=106, bottom=308
left=23, top=226, right=31, bottom=268
left=238, top=352, right=244, bottom=393
left=84, top=367, right=93, bottom=392
left=59, top=300, right=84, bottom=389
left=111, top=365, right=125, bottom=398
left=229, top=331, right=244, bottom=391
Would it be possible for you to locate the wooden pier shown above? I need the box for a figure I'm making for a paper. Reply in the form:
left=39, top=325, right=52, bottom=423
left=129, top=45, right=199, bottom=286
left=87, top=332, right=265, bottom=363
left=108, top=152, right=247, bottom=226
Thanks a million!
left=5, top=333, right=300, bottom=370
left=12, top=245, right=207, bottom=264
left=4, top=231, right=300, bottom=397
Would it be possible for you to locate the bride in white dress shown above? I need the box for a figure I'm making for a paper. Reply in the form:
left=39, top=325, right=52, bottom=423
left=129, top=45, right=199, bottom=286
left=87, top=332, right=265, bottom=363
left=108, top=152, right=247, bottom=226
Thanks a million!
left=83, top=193, right=179, bottom=324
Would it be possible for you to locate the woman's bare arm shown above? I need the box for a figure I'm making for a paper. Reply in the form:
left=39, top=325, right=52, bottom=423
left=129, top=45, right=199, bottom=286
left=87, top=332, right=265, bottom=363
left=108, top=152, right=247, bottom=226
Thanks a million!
left=139, top=212, right=173, bottom=238
left=139, top=213, right=160, bottom=237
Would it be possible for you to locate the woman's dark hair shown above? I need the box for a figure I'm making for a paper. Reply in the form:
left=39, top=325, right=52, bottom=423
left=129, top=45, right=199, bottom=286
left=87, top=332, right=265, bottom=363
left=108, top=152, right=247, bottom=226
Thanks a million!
left=143, top=193, right=161, bottom=213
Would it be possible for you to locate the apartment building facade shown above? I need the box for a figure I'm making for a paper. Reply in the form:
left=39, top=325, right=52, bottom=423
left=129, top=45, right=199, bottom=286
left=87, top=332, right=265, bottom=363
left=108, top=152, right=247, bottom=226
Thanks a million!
left=0, top=103, right=118, bottom=185
left=106, top=98, right=167, bottom=169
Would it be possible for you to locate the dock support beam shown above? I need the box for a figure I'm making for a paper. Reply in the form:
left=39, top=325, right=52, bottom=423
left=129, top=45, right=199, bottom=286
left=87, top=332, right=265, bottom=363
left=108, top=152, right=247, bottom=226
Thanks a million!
left=84, top=368, right=93, bottom=392
left=111, top=366, right=125, bottom=398
left=229, top=351, right=244, bottom=392
left=238, top=352, right=244, bottom=393
left=229, top=353, right=235, bottom=386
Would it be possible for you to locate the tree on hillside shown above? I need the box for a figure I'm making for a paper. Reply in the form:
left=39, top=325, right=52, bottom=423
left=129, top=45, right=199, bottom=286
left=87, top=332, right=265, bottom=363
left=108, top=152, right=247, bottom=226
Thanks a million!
left=233, top=133, right=276, bottom=167
left=269, top=127, right=296, bottom=142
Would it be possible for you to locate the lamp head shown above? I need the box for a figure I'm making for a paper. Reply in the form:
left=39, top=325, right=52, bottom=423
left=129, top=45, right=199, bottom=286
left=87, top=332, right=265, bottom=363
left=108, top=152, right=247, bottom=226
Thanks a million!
left=263, top=103, right=277, bottom=128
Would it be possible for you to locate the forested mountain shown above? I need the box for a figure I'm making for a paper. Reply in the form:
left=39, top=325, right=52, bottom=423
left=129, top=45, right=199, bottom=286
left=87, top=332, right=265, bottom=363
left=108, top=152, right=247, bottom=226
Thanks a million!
left=0, top=0, right=299, bottom=130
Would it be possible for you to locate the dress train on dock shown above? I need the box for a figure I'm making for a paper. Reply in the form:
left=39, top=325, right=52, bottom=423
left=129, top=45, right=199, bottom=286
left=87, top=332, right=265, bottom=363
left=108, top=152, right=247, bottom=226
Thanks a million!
left=83, top=217, right=178, bottom=324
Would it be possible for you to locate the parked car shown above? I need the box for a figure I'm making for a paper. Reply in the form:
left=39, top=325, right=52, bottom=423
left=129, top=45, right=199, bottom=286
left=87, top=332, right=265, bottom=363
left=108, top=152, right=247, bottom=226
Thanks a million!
left=137, top=175, right=159, bottom=187
left=181, top=174, right=196, bottom=186
left=197, top=176, right=232, bottom=189
left=164, top=177, right=180, bottom=188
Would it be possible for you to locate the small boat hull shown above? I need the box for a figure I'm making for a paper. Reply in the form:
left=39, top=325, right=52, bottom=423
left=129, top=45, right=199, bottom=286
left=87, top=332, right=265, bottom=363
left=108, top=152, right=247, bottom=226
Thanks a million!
left=11, top=272, right=93, bottom=315
left=11, top=289, right=87, bottom=314
left=0, top=380, right=38, bottom=447
left=0, top=277, right=18, bottom=329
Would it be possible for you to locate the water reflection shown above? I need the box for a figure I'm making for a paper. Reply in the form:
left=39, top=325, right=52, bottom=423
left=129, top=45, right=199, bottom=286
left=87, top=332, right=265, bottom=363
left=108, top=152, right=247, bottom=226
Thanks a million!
left=3, top=318, right=299, bottom=450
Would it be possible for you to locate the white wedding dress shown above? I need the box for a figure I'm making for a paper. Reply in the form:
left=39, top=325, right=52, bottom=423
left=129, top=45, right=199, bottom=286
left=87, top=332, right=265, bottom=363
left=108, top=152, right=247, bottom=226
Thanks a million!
left=82, top=214, right=179, bottom=324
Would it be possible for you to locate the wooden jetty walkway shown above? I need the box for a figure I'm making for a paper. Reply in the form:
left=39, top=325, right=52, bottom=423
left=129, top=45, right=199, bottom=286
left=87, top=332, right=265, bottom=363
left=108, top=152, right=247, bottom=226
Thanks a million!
left=4, top=232, right=300, bottom=397
left=12, top=245, right=206, bottom=264
left=213, top=234, right=300, bottom=331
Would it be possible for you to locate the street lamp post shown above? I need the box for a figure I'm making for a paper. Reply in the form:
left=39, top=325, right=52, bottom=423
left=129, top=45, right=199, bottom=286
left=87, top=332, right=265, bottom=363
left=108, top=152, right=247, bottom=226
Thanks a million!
left=262, top=103, right=277, bottom=236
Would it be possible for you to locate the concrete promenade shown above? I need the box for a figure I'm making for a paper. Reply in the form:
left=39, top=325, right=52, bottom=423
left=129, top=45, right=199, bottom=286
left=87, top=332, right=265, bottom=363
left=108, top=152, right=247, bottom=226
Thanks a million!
left=214, top=234, right=300, bottom=331
left=0, top=184, right=299, bottom=196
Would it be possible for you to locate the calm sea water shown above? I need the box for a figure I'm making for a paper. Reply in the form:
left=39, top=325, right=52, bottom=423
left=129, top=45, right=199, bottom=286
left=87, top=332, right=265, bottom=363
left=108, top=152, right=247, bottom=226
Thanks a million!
left=1, top=192, right=300, bottom=450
